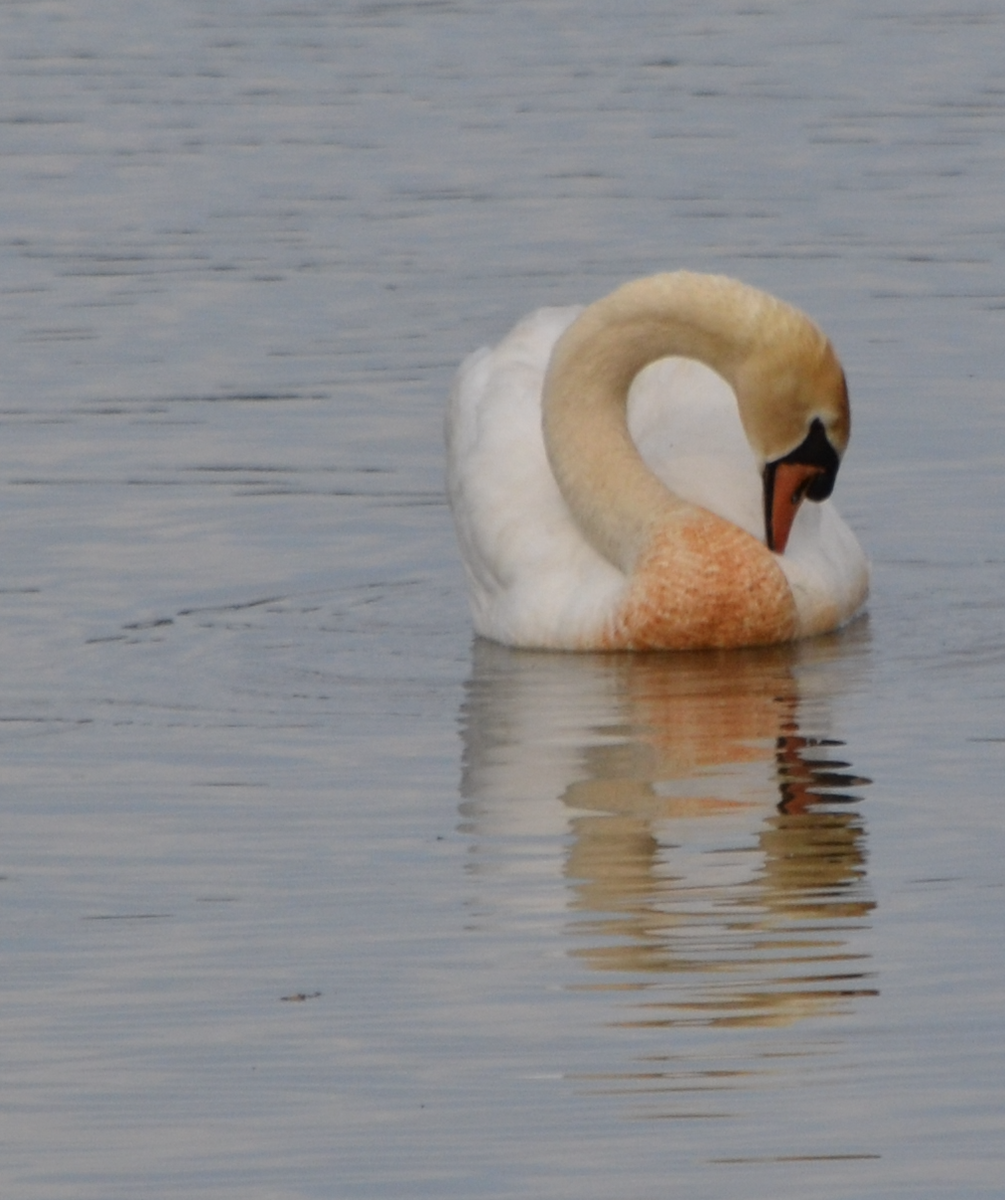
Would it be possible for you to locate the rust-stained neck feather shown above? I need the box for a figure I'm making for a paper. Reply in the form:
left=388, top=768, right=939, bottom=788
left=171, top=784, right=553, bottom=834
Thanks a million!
left=600, top=511, right=798, bottom=650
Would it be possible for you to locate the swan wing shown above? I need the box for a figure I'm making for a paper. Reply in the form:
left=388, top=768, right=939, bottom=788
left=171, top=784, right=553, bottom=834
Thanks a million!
left=628, top=356, right=764, bottom=540
left=446, top=306, right=625, bottom=647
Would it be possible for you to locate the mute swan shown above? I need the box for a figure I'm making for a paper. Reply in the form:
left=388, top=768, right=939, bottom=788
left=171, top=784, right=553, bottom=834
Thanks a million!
left=446, top=272, right=869, bottom=650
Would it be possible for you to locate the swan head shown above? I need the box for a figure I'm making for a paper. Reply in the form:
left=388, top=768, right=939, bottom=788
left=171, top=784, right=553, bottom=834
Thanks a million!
left=732, top=311, right=850, bottom=556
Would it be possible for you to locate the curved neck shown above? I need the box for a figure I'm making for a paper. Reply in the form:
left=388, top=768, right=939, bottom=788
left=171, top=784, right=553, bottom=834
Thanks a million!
left=542, top=272, right=778, bottom=571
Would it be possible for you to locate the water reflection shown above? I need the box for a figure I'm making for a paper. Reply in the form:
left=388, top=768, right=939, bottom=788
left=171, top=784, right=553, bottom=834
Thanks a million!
left=459, top=635, right=875, bottom=1034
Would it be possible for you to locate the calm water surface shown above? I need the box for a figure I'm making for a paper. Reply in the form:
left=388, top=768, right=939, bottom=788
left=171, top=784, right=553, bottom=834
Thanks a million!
left=1, top=2, right=1004, bottom=1197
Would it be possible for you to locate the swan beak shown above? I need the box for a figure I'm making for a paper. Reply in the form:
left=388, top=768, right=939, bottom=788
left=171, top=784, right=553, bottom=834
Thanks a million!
left=763, top=417, right=841, bottom=555
left=764, top=461, right=825, bottom=556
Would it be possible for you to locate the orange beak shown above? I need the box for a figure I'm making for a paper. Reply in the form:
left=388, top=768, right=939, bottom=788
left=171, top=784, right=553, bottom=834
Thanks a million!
left=765, top=461, right=825, bottom=556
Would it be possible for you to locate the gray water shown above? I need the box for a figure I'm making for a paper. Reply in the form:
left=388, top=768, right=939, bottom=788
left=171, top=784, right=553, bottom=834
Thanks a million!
left=1, top=2, right=1004, bottom=1197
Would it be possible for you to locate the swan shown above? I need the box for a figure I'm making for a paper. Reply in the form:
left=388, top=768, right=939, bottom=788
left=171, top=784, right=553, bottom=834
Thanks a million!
left=446, top=271, right=869, bottom=651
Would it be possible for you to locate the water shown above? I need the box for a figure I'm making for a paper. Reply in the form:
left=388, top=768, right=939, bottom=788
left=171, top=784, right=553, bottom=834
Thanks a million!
left=1, top=1, right=1004, bottom=1196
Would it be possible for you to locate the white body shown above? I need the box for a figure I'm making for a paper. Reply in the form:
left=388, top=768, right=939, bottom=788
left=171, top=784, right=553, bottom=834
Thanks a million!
left=447, top=302, right=869, bottom=650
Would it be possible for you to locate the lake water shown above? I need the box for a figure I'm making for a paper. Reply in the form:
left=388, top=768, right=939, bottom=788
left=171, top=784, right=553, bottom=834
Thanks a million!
left=1, top=1, right=1004, bottom=1196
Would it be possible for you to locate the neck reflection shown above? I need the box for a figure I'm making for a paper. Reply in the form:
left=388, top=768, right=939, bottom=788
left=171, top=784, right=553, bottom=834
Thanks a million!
left=458, top=634, right=875, bottom=1031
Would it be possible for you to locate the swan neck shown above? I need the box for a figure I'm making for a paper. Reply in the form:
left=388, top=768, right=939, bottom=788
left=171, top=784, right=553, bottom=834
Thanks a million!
left=541, top=273, right=767, bottom=571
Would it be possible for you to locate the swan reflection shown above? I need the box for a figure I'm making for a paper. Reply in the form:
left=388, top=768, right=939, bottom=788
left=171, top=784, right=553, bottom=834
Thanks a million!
left=458, top=634, right=875, bottom=1031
